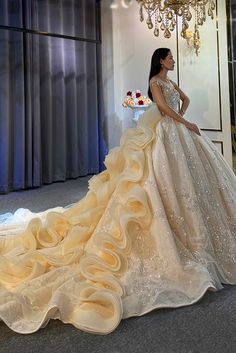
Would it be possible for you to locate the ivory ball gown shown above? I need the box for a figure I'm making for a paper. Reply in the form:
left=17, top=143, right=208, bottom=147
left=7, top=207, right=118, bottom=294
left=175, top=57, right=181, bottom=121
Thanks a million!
left=0, top=79, right=236, bottom=334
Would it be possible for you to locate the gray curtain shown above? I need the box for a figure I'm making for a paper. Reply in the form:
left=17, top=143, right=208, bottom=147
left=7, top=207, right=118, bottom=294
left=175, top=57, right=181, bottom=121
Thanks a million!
left=0, top=0, right=106, bottom=193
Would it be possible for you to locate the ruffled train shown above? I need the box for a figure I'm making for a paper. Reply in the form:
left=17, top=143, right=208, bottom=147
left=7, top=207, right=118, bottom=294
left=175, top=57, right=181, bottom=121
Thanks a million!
left=0, top=104, right=236, bottom=334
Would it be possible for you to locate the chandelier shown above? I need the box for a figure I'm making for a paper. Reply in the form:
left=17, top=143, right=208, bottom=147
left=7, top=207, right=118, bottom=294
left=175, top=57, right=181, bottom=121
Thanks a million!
left=136, top=0, right=216, bottom=55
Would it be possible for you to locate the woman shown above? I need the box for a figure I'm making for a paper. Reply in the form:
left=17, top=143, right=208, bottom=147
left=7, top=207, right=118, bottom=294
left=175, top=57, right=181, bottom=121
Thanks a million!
left=0, top=48, right=236, bottom=335
left=148, top=48, right=200, bottom=136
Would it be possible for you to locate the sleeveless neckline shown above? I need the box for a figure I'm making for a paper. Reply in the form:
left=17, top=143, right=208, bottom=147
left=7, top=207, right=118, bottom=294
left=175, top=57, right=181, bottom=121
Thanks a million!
left=156, top=77, right=172, bottom=84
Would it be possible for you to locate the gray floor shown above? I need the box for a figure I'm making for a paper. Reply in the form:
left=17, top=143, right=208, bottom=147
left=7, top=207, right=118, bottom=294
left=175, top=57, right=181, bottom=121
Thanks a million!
left=0, top=178, right=236, bottom=353
left=0, top=176, right=91, bottom=214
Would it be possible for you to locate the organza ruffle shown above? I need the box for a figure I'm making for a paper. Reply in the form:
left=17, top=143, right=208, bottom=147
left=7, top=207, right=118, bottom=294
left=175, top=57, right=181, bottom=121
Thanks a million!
left=0, top=105, right=161, bottom=334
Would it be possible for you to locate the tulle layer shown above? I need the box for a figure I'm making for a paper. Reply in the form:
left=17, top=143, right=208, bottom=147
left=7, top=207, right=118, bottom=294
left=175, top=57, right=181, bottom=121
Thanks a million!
left=0, top=106, right=159, bottom=333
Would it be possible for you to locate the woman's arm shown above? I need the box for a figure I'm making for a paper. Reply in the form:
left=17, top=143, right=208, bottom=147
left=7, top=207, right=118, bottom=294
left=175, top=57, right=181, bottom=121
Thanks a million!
left=170, top=80, right=190, bottom=116
left=150, top=81, right=188, bottom=125
left=150, top=81, right=201, bottom=136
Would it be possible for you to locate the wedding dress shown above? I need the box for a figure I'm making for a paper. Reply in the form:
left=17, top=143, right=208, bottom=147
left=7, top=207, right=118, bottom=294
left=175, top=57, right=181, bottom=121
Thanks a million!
left=0, top=79, right=236, bottom=334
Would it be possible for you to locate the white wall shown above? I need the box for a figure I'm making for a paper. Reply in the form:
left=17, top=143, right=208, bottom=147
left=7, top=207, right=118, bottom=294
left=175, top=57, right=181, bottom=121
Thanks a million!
left=101, top=0, right=232, bottom=166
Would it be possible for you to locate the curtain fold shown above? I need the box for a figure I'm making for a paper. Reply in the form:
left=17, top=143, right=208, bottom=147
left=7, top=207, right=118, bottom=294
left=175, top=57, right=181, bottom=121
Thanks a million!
left=0, top=0, right=104, bottom=194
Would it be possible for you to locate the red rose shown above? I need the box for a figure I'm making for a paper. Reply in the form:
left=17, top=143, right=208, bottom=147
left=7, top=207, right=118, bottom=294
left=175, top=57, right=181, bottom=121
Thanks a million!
left=127, top=91, right=132, bottom=96
left=136, top=93, right=141, bottom=98
left=138, top=100, right=144, bottom=105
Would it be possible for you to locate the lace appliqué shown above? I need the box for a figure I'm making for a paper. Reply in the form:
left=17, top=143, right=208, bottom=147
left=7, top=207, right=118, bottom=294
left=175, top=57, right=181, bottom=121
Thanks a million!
left=156, top=79, right=180, bottom=113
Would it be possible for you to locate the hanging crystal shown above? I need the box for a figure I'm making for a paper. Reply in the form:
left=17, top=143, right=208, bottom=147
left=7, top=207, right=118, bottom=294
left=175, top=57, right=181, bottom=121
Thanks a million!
left=153, top=10, right=159, bottom=37
left=160, top=22, right=165, bottom=31
left=164, top=28, right=171, bottom=38
left=186, top=10, right=192, bottom=21
left=177, top=7, right=183, bottom=16
left=169, top=21, right=175, bottom=31
left=208, top=8, right=214, bottom=20
left=167, top=11, right=173, bottom=20
left=211, top=1, right=216, bottom=10
left=146, top=14, right=153, bottom=29
left=154, top=27, right=159, bottom=36
left=139, top=5, right=144, bottom=22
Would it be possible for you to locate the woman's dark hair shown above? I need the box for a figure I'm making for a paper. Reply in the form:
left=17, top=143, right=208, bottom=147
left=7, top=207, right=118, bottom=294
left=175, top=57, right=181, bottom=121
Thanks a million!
left=148, top=48, right=170, bottom=101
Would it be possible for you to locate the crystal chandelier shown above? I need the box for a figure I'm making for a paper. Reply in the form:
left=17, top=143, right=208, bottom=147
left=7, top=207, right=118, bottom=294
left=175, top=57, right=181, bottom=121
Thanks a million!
left=136, top=0, right=216, bottom=55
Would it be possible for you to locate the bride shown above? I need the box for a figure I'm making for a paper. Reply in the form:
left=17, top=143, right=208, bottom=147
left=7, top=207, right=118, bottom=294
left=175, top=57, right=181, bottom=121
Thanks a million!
left=0, top=48, right=236, bottom=334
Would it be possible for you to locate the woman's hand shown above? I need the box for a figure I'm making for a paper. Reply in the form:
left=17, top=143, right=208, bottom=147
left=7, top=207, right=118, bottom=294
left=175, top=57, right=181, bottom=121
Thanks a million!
left=179, top=109, right=185, bottom=117
left=184, top=121, right=201, bottom=136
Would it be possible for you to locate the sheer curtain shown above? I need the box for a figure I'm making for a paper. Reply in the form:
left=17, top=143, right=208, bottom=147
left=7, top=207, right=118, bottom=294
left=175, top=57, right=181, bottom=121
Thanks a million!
left=0, top=0, right=106, bottom=193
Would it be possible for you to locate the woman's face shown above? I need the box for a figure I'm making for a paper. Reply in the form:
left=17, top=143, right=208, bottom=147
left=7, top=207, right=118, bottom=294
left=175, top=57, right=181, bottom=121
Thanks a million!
left=160, top=51, right=175, bottom=71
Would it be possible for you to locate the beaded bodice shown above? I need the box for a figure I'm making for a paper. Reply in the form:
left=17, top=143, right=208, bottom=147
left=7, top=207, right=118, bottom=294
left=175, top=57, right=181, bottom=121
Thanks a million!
left=156, top=78, right=180, bottom=113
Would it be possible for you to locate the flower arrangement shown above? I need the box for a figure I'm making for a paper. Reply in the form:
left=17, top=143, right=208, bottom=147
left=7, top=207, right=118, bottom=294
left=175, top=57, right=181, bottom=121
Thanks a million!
left=122, top=90, right=152, bottom=108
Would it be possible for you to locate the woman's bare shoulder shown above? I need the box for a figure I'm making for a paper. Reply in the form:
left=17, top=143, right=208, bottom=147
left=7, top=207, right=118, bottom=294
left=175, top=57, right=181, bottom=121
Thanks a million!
left=149, top=75, right=161, bottom=87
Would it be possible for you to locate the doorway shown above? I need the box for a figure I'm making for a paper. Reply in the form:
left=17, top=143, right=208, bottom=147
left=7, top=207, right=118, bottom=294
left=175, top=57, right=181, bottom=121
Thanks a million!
left=227, top=0, right=236, bottom=173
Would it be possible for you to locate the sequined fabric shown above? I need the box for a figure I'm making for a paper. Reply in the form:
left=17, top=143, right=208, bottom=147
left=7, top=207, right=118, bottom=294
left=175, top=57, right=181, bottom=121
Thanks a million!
left=0, top=80, right=236, bottom=334
left=156, top=78, right=180, bottom=112
left=122, top=80, right=236, bottom=316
